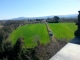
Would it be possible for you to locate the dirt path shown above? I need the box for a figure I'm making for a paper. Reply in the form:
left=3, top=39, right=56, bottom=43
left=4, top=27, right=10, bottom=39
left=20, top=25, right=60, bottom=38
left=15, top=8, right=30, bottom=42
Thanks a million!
left=45, top=22, right=59, bottom=47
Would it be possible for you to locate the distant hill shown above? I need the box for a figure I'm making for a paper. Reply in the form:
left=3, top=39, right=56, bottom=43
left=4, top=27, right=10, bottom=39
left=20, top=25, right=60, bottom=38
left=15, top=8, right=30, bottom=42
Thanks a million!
left=58, top=14, right=77, bottom=18
left=43, top=14, right=77, bottom=19
left=11, top=14, right=78, bottom=20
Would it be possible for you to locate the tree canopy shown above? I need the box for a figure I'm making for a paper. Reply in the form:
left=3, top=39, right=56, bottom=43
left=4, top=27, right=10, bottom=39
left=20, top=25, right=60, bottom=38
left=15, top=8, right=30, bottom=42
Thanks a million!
left=54, top=16, right=60, bottom=23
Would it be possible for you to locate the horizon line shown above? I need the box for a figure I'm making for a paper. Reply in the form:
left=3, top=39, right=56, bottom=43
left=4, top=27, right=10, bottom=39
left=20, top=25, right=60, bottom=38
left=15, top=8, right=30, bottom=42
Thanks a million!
left=0, top=13, right=78, bottom=20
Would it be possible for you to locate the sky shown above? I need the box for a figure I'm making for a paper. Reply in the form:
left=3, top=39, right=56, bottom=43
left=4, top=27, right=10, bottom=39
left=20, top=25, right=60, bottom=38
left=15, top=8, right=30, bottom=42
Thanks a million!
left=0, top=0, right=80, bottom=20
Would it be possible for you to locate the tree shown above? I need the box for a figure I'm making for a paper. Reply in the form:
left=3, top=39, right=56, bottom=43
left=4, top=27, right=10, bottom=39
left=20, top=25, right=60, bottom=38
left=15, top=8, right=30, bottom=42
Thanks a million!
left=54, top=16, right=60, bottom=23
left=0, top=31, right=5, bottom=59
left=12, top=37, right=24, bottom=60
left=3, top=41, right=13, bottom=60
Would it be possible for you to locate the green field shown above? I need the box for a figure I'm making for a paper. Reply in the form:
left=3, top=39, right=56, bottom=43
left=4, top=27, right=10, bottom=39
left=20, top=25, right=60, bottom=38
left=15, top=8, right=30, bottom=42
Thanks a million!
left=9, top=23, right=50, bottom=48
left=48, top=23, right=77, bottom=41
left=9, top=23, right=77, bottom=48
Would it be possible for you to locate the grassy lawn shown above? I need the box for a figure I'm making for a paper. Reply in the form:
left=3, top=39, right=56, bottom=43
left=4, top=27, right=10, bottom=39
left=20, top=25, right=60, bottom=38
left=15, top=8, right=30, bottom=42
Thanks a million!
left=9, top=23, right=50, bottom=48
left=48, top=23, right=77, bottom=41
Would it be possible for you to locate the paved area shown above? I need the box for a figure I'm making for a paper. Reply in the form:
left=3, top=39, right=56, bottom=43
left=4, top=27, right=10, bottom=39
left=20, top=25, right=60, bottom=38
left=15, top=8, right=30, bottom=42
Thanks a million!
left=50, top=43, right=80, bottom=60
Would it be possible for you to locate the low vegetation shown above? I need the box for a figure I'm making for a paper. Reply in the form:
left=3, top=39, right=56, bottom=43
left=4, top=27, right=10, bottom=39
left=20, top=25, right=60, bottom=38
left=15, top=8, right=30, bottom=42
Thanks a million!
left=0, top=25, right=3, bottom=29
left=48, top=23, right=77, bottom=41
left=9, top=23, right=50, bottom=48
left=0, top=20, right=77, bottom=60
